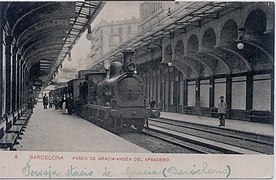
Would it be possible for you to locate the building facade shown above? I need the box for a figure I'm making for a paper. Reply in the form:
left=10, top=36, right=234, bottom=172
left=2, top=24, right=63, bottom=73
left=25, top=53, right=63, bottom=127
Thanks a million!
left=88, top=17, right=140, bottom=67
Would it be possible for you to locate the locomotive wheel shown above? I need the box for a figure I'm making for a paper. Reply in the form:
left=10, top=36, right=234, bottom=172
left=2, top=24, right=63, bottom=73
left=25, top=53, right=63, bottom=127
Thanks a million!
left=134, top=119, right=145, bottom=132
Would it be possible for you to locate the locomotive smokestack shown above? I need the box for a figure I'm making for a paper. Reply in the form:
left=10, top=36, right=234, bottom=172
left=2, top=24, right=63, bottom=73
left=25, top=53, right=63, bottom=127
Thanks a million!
left=122, top=50, right=134, bottom=72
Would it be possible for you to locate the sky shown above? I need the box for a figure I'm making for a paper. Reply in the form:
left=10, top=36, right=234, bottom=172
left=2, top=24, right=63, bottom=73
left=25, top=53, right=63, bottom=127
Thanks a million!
left=62, top=1, right=140, bottom=69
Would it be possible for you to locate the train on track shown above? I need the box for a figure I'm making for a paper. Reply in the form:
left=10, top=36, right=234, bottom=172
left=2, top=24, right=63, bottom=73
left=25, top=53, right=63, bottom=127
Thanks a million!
left=50, top=61, right=160, bottom=133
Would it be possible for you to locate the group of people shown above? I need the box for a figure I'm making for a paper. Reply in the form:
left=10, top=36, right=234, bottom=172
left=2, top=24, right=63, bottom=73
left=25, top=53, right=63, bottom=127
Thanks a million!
left=42, top=94, right=74, bottom=115
left=43, top=93, right=227, bottom=126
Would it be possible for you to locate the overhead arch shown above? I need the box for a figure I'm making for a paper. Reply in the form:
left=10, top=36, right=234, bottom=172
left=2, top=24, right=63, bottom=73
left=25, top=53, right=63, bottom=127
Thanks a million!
left=220, top=19, right=238, bottom=47
left=187, top=34, right=198, bottom=53
left=164, top=44, right=172, bottom=62
left=174, top=56, right=201, bottom=78
left=244, top=9, right=267, bottom=36
left=184, top=54, right=213, bottom=76
left=19, top=28, right=67, bottom=50
left=242, top=40, right=273, bottom=64
left=17, top=18, right=70, bottom=45
left=174, top=40, right=184, bottom=58
left=10, top=3, right=57, bottom=34
left=22, top=39, right=64, bottom=58
left=170, top=61, right=188, bottom=78
left=172, top=61, right=199, bottom=79
left=27, top=57, right=57, bottom=69
left=219, top=47, right=252, bottom=71
left=202, top=28, right=216, bottom=50
left=25, top=48, right=61, bottom=63
left=202, top=50, right=231, bottom=74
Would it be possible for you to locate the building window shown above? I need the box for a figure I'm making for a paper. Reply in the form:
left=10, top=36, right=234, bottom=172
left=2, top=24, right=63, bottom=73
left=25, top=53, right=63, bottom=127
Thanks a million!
left=111, top=28, right=113, bottom=34
left=119, top=36, right=122, bottom=43
left=127, top=26, right=132, bottom=34
left=118, top=27, right=123, bottom=34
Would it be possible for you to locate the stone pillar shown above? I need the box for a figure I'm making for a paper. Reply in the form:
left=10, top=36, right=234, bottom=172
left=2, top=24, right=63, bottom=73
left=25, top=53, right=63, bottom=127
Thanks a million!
left=0, top=4, right=3, bottom=117
left=246, top=74, right=253, bottom=111
left=20, top=62, right=25, bottom=106
left=209, top=77, right=215, bottom=107
left=195, top=78, right=200, bottom=107
left=17, top=57, right=22, bottom=109
left=5, top=35, right=12, bottom=114
left=271, top=71, right=274, bottom=124
left=12, top=46, right=18, bottom=111
left=22, top=65, right=27, bottom=105
left=183, top=79, right=188, bottom=106
left=226, top=75, right=232, bottom=118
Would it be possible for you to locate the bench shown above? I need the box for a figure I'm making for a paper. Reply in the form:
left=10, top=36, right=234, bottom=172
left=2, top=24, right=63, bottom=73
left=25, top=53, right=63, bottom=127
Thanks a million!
left=182, top=106, right=193, bottom=114
left=8, top=124, right=24, bottom=134
left=0, top=132, right=18, bottom=149
left=14, top=107, right=32, bottom=126
left=0, top=105, right=33, bottom=150
left=0, top=117, right=18, bottom=150
left=18, top=108, right=23, bottom=118
left=13, top=110, right=19, bottom=123
left=249, top=110, right=272, bottom=123
left=6, top=112, right=26, bottom=134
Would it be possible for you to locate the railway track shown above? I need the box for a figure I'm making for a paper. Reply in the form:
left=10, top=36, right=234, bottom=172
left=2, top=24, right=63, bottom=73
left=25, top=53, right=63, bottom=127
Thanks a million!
left=144, top=118, right=273, bottom=154
left=119, top=117, right=273, bottom=154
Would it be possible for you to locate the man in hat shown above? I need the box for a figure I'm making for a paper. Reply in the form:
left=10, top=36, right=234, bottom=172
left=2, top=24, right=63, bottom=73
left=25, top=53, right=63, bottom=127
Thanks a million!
left=43, top=93, right=48, bottom=109
left=218, top=96, right=227, bottom=127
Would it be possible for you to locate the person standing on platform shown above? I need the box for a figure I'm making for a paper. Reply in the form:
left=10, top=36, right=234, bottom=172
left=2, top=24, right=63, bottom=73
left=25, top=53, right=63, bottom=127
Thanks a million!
left=149, top=98, right=156, bottom=109
left=49, top=95, right=54, bottom=108
left=67, top=94, right=73, bottom=115
left=42, top=94, right=48, bottom=109
left=53, top=96, right=57, bottom=109
left=62, top=94, right=67, bottom=114
left=57, top=96, right=62, bottom=110
left=218, top=96, right=227, bottom=127
left=54, top=96, right=59, bottom=110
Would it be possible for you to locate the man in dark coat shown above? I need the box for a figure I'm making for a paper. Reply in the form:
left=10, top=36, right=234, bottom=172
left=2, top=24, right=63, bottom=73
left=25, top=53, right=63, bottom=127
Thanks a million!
left=67, top=94, right=74, bottom=115
left=149, top=98, right=156, bottom=109
left=42, top=94, right=48, bottom=109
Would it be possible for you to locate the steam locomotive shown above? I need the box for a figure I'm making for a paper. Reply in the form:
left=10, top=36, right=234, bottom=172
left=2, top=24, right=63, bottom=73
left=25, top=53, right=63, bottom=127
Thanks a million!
left=50, top=61, right=160, bottom=133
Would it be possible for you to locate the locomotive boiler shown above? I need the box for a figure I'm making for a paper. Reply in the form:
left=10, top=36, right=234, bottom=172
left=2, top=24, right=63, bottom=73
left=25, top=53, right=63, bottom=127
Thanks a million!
left=78, top=61, right=160, bottom=133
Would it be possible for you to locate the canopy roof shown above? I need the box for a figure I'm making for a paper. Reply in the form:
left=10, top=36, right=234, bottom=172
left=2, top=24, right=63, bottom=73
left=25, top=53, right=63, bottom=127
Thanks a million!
left=4, top=2, right=105, bottom=87
left=89, top=2, right=241, bottom=68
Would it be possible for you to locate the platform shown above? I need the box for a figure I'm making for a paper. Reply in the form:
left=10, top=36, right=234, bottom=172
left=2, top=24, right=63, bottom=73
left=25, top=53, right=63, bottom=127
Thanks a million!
left=160, top=112, right=274, bottom=137
left=14, top=103, right=149, bottom=153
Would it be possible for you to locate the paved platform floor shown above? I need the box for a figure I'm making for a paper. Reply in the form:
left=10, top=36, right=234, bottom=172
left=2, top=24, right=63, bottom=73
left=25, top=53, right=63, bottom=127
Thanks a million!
left=15, top=103, right=149, bottom=153
left=160, top=112, right=274, bottom=136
